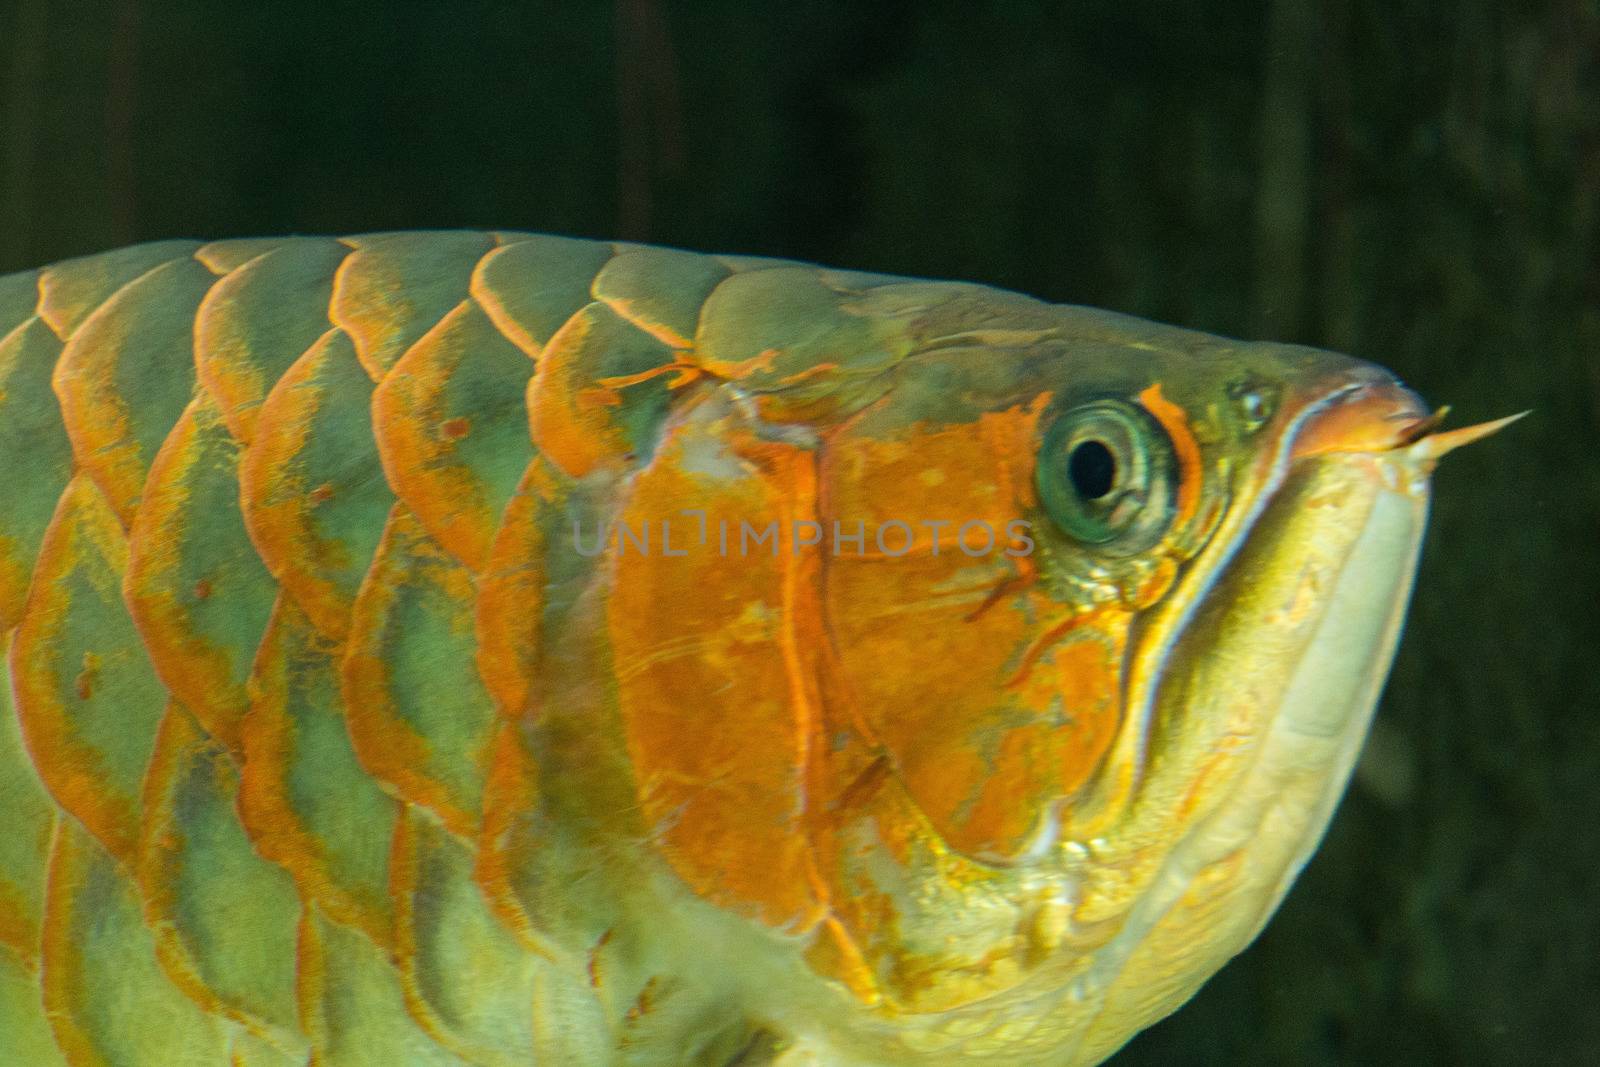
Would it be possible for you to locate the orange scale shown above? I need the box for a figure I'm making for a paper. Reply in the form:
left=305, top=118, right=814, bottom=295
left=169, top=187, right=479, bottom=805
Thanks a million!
left=372, top=300, right=537, bottom=573
left=10, top=475, right=167, bottom=864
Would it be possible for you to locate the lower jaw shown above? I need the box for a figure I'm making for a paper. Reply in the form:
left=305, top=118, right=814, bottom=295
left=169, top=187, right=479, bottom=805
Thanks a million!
left=1065, top=450, right=1430, bottom=1063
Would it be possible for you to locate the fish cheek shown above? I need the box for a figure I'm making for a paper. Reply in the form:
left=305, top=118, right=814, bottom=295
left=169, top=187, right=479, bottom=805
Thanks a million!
left=822, top=408, right=1125, bottom=861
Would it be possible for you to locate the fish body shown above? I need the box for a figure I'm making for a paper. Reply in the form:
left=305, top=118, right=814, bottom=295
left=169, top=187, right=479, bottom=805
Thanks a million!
left=0, top=232, right=1490, bottom=1065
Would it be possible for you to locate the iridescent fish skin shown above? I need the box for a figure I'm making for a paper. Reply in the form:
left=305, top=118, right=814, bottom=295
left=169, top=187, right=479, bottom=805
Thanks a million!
left=0, top=233, right=1504, bottom=1065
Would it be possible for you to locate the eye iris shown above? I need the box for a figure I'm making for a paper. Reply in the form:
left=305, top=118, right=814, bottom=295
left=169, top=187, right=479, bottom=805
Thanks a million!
left=1068, top=439, right=1116, bottom=500
left=1036, top=398, right=1178, bottom=556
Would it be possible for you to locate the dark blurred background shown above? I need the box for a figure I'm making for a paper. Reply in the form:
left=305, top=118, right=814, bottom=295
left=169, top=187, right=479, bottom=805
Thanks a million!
left=2, top=1, right=1595, bottom=1063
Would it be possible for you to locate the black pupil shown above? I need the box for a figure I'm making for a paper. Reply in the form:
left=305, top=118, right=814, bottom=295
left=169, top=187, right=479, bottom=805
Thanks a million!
left=1068, top=439, right=1117, bottom=500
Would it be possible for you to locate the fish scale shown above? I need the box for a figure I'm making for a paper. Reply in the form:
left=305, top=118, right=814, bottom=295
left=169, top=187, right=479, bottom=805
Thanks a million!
left=193, top=238, right=349, bottom=444
left=239, top=326, right=395, bottom=642
left=0, top=230, right=1500, bottom=1065
left=0, top=315, right=73, bottom=628
left=0, top=631, right=53, bottom=971
left=0, top=230, right=811, bottom=1066
left=239, top=594, right=400, bottom=947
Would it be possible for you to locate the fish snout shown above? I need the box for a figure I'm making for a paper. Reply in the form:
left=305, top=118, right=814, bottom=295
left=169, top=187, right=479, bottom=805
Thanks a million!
left=1287, top=371, right=1525, bottom=472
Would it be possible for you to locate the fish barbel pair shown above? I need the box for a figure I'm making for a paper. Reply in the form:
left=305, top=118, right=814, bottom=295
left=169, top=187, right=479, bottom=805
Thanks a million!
left=0, top=232, right=1514, bottom=1065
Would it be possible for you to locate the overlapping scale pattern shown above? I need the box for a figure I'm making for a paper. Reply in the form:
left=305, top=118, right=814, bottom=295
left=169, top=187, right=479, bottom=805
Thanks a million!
left=0, top=229, right=929, bottom=1065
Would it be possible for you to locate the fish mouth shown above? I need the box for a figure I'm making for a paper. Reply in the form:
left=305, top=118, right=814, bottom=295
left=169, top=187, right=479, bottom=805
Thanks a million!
left=1083, top=373, right=1522, bottom=837
left=1069, top=374, right=1427, bottom=837
left=1060, top=374, right=1522, bottom=1053
left=1124, top=385, right=1521, bottom=921
left=1131, top=376, right=1436, bottom=841
left=1136, top=434, right=1433, bottom=897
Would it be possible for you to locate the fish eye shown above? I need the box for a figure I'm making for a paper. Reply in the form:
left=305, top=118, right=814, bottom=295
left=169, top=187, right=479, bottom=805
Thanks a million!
left=1037, top=399, right=1177, bottom=555
left=1067, top=439, right=1117, bottom=500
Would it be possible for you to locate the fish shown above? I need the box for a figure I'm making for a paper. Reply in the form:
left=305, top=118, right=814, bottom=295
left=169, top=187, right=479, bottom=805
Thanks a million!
left=0, top=231, right=1516, bottom=1066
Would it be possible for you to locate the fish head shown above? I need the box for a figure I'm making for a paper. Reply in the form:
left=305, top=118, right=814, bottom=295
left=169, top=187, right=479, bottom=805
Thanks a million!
left=805, top=304, right=1516, bottom=1035
left=598, top=278, right=1513, bottom=1050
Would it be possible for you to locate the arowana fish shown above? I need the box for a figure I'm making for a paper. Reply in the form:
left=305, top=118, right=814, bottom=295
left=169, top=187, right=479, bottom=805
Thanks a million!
left=0, top=231, right=1514, bottom=1065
